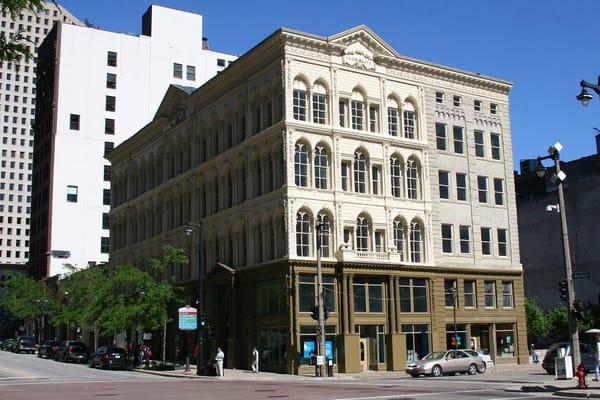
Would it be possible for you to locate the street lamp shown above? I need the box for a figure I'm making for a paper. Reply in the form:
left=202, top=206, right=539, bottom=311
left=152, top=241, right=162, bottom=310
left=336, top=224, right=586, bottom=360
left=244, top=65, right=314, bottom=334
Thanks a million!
left=576, top=75, right=600, bottom=107
left=445, top=286, right=458, bottom=349
left=534, top=142, right=581, bottom=368
left=315, top=221, right=326, bottom=377
left=185, top=221, right=204, bottom=376
left=36, top=299, right=49, bottom=344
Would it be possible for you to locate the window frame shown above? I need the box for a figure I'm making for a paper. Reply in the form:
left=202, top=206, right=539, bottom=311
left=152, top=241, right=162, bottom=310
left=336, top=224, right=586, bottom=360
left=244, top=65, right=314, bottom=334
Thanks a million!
left=459, top=225, right=470, bottom=254
left=69, top=113, right=80, bottom=130
left=474, top=130, right=485, bottom=157
left=441, top=223, right=453, bottom=254
left=484, top=281, right=496, bottom=308
left=494, top=178, right=504, bottom=205
left=66, top=185, right=78, bottom=202
left=501, top=281, right=514, bottom=308
left=438, top=170, right=450, bottom=200
left=173, top=63, right=183, bottom=79
left=293, top=89, right=307, bottom=121
left=463, top=280, right=476, bottom=308
left=456, top=173, right=467, bottom=201
left=491, top=133, right=501, bottom=160
left=481, top=227, right=492, bottom=255
left=435, top=123, right=447, bottom=151
left=477, top=176, right=488, bottom=203
left=453, top=126, right=464, bottom=154
left=497, top=228, right=508, bottom=257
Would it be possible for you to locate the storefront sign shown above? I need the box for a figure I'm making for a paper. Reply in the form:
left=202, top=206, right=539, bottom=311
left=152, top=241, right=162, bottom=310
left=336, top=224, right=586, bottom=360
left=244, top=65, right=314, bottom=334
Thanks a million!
left=178, top=306, right=197, bottom=331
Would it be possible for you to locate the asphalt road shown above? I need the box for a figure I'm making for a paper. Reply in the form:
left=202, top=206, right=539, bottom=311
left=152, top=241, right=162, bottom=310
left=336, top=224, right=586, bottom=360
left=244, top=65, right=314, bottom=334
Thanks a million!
left=0, top=350, right=588, bottom=400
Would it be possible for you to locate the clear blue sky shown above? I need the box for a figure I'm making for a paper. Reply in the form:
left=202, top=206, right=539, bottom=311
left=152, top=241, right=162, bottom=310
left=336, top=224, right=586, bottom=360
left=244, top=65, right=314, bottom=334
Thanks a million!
left=58, top=0, right=600, bottom=168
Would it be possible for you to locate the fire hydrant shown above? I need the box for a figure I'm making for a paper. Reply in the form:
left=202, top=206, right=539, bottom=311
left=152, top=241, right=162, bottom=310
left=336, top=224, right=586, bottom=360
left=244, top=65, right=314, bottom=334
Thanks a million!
left=576, top=362, right=587, bottom=389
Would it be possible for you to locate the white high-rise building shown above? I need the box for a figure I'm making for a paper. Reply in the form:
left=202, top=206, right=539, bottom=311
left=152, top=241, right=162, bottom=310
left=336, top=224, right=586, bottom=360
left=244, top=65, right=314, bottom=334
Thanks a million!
left=0, top=2, right=81, bottom=265
left=30, top=5, right=236, bottom=278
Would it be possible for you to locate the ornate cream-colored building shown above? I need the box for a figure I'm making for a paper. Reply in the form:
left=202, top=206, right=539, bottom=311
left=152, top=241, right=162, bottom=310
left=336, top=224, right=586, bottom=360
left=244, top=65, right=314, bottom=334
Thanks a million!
left=109, top=25, right=527, bottom=374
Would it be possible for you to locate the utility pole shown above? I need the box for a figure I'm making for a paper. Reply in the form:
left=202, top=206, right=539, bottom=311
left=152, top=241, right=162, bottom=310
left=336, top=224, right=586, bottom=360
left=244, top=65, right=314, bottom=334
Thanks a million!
left=316, top=221, right=326, bottom=377
left=185, top=221, right=204, bottom=376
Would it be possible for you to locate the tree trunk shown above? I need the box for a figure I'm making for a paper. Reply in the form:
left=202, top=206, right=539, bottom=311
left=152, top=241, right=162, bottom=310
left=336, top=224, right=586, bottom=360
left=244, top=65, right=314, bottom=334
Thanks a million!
left=94, top=326, right=98, bottom=350
left=162, top=320, right=167, bottom=362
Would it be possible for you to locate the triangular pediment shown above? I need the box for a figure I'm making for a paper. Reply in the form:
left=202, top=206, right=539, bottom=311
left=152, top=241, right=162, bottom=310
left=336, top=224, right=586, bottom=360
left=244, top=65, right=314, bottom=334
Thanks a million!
left=153, top=84, right=195, bottom=126
left=328, top=25, right=399, bottom=59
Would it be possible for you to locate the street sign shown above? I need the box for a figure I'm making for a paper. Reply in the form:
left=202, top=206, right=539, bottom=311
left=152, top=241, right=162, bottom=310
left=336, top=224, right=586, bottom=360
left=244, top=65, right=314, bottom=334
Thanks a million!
left=178, top=305, right=197, bottom=330
left=572, top=272, right=592, bottom=280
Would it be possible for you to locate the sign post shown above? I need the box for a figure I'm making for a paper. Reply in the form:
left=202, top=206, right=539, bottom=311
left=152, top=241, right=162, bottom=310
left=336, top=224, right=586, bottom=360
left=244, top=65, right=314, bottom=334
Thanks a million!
left=178, top=305, right=197, bottom=372
left=572, top=272, right=592, bottom=280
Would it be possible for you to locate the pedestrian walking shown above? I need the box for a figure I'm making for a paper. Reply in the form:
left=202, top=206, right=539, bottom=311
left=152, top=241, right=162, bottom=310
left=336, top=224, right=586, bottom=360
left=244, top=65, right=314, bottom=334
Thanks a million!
left=529, top=344, right=539, bottom=364
left=251, top=347, right=259, bottom=373
left=215, top=347, right=225, bottom=377
left=595, top=339, right=600, bottom=381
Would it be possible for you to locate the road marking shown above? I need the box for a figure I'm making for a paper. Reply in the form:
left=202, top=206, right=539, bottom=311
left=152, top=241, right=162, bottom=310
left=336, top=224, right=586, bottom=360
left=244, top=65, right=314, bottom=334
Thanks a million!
left=0, top=378, right=176, bottom=387
left=331, top=388, right=494, bottom=400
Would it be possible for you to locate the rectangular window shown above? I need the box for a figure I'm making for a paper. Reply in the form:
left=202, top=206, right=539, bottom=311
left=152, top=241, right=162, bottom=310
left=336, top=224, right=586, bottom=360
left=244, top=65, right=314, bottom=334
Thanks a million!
left=374, top=231, right=384, bottom=252
left=341, top=162, right=349, bottom=191
left=491, top=133, right=501, bottom=160
left=453, top=95, right=461, bottom=107
left=399, top=278, right=428, bottom=313
left=106, top=73, right=116, bottom=89
left=484, top=281, right=496, bottom=308
left=69, top=113, right=80, bottom=130
left=481, top=227, right=491, bottom=255
left=474, top=99, right=482, bottom=111
left=102, top=213, right=110, bottom=230
left=435, top=123, right=446, bottom=150
left=435, top=91, right=444, bottom=103
left=66, top=185, right=77, bottom=202
left=388, top=107, right=398, bottom=136
left=403, top=110, right=415, bottom=139
left=474, top=130, right=485, bottom=157
left=292, top=89, right=307, bottom=121
left=369, top=106, right=378, bottom=132
left=371, top=166, right=380, bottom=195
left=299, top=274, right=336, bottom=313
left=105, top=118, right=115, bottom=135
left=444, top=280, right=457, bottom=307
left=103, top=165, right=110, bottom=181
left=105, top=95, right=116, bottom=112
left=441, top=224, right=453, bottom=253
left=186, top=65, right=196, bottom=81
left=502, top=282, right=514, bottom=308
left=353, top=277, right=383, bottom=313
left=490, top=103, right=498, bottom=114
left=456, top=173, right=467, bottom=201
left=339, top=100, right=347, bottom=127
left=438, top=170, right=449, bottom=199
left=477, top=176, right=488, bottom=203
left=496, top=323, right=515, bottom=357
left=100, top=237, right=109, bottom=253
left=217, top=58, right=226, bottom=67
left=497, top=228, right=508, bottom=256
left=459, top=225, right=470, bottom=254
left=351, top=100, right=363, bottom=130
left=173, top=63, right=182, bottom=78
left=107, top=51, right=117, bottom=67
left=494, top=178, right=504, bottom=205
left=464, top=280, right=476, bottom=308
left=312, top=93, right=326, bottom=124
left=104, top=142, right=114, bottom=157
left=453, top=126, right=464, bottom=154
left=103, top=189, right=111, bottom=205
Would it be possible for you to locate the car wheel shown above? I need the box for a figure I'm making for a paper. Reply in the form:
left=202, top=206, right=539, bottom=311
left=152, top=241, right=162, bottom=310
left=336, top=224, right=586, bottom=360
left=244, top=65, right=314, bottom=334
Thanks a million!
left=467, top=363, right=477, bottom=375
left=431, top=365, right=442, bottom=377
left=477, top=363, right=486, bottom=374
left=37, top=352, right=42, bottom=358
left=101, top=361, right=107, bottom=370
left=410, top=374, right=419, bottom=378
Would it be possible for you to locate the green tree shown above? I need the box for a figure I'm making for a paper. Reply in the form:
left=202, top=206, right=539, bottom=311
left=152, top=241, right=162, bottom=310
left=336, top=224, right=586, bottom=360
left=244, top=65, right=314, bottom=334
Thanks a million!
left=547, top=305, right=569, bottom=341
left=525, top=298, right=549, bottom=345
left=0, top=0, right=47, bottom=61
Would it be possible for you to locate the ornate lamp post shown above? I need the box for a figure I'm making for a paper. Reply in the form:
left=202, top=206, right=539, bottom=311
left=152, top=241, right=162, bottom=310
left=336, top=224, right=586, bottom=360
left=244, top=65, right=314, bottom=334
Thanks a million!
left=445, top=286, right=458, bottom=349
left=36, top=299, right=49, bottom=344
left=576, top=75, right=600, bottom=107
left=185, top=221, right=204, bottom=375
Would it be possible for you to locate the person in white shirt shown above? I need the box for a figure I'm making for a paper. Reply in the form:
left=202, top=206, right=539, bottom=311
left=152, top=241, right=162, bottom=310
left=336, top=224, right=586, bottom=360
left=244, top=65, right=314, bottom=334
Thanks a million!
left=215, top=347, right=225, bottom=377
left=251, top=347, right=259, bottom=373
left=595, top=341, right=600, bottom=381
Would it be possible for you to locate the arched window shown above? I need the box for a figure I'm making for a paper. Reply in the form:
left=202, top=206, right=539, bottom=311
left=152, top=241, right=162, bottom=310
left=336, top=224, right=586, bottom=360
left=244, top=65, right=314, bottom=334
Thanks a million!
left=390, top=156, right=402, bottom=197
left=403, top=102, right=416, bottom=139
left=293, top=80, right=308, bottom=121
left=294, top=143, right=308, bottom=187
left=409, top=221, right=423, bottom=263
left=354, top=151, right=367, bottom=193
left=393, top=218, right=405, bottom=261
left=314, top=146, right=328, bottom=189
left=356, top=216, right=369, bottom=252
left=351, top=91, right=364, bottom=130
left=296, top=211, right=310, bottom=256
left=387, top=98, right=399, bottom=136
left=312, top=83, right=327, bottom=124
left=317, top=212, right=331, bottom=257
left=406, top=159, right=419, bottom=200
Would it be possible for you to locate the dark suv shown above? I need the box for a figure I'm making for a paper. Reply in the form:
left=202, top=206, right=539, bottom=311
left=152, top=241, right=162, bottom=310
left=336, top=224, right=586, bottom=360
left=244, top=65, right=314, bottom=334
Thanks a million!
left=38, top=340, right=62, bottom=359
left=15, top=336, right=36, bottom=354
left=54, top=341, right=89, bottom=363
left=89, top=347, right=128, bottom=370
left=542, top=342, right=596, bottom=374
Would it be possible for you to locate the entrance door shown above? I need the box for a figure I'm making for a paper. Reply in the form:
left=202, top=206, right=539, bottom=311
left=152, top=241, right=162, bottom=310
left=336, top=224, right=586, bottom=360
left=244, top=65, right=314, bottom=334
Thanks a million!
left=359, top=338, right=368, bottom=372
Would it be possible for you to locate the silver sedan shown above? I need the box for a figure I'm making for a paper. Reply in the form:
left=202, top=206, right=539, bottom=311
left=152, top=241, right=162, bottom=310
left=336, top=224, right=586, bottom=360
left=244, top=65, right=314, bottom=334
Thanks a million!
left=405, top=350, right=486, bottom=377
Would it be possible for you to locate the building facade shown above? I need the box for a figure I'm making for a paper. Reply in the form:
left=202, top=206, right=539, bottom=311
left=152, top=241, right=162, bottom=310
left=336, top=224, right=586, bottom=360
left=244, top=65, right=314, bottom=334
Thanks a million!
left=109, top=26, right=527, bottom=373
left=29, top=5, right=236, bottom=278
left=0, top=2, right=81, bottom=266
left=516, top=135, right=600, bottom=311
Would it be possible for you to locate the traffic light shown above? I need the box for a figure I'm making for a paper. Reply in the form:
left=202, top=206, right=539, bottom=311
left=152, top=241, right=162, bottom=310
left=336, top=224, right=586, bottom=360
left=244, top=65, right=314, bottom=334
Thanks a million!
left=310, top=305, right=319, bottom=321
left=323, top=305, right=330, bottom=321
left=558, top=280, right=568, bottom=302
left=573, top=300, right=585, bottom=321
left=199, top=311, right=208, bottom=328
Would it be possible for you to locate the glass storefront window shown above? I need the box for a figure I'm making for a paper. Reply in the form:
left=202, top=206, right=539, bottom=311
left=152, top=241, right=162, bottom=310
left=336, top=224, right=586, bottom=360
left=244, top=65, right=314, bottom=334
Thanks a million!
left=356, top=325, right=386, bottom=364
left=445, top=324, right=467, bottom=349
left=258, top=326, right=288, bottom=365
left=399, top=278, right=428, bottom=313
left=298, top=274, right=336, bottom=312
left=256, top=279, right=286, bottom=316
left=495, top=323, right=515, bottom=357
left=299, top=325, right=336, bottom=364
left=353, top=277, right=383, bottom=313
left=401, top=324, right=430, bottom=362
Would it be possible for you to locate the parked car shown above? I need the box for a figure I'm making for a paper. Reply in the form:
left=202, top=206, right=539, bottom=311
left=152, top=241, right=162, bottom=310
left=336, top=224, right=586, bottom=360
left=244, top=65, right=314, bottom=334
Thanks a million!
left=54, top=341, right=89, bottom=363
left=15, top=336, right=36, bottom=354
left=406, top=349, right=486, bottom=377
left=89, top=347, right=128, bottom=370
left=38, top=340, right=62, bottom=359
left=4, top=338, right=16, bottom=351
left=464, top=349, right=493, bottom=373
left=542, top=342, right=596, bottom=374
left=0, top=338, right=6, bottom=350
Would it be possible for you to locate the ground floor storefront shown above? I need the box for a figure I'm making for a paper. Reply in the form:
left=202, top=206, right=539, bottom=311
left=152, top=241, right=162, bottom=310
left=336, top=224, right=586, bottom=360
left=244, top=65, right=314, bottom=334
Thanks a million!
left=202, top=262, right=528, bottom=374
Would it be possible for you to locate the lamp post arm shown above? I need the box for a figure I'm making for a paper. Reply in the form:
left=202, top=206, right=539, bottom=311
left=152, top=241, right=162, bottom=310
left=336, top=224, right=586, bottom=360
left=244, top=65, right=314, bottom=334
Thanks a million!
left=580, top=76, right=600, bottom=95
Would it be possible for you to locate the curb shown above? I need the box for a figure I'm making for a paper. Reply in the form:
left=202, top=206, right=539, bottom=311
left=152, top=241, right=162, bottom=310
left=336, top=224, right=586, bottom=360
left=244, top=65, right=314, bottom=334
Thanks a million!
left=554, top=389, right=600, bottom=398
